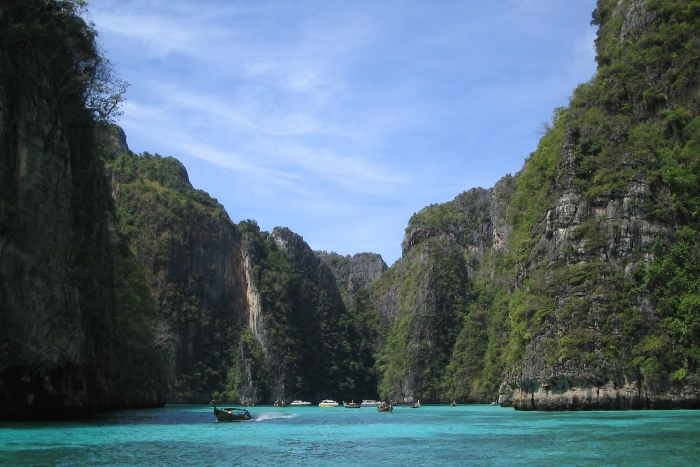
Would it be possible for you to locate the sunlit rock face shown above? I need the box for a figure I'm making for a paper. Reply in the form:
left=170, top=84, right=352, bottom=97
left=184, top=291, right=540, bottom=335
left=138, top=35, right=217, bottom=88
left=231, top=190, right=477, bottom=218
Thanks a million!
left=316, top=251, right=387, bottom=308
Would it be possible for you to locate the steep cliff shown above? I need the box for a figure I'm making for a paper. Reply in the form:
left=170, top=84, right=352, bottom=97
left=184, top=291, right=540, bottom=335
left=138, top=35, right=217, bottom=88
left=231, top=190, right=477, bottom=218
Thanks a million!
left=107, top=145, right=377, bottom=404
left=107, top=146, right=249, bottom=402
left=370, top=179, right=514, bottom=403
left=315, top=251, right=387, bottom=308
left=229, top=226, right=377, bottom=402
left=371, top=0, right=700, bottom=409
left=0, top=0, right=166, bottom=420
left=501, top=0, right=700, bottom=410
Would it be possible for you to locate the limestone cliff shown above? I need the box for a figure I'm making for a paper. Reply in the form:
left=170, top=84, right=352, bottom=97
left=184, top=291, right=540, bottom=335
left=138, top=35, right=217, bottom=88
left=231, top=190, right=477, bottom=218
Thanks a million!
left=499, top=0, right=700, bottom=410
left=315, top=251, right=387, bottom=308
left=108, top=148, right=249, bottom=402
left=372, top=0, right=700, bottom=409
left=107, top=148, right=376, bottom=404
left=0, top=1, right=166, bottom=420
left=370, top=179, right=513, bottom=403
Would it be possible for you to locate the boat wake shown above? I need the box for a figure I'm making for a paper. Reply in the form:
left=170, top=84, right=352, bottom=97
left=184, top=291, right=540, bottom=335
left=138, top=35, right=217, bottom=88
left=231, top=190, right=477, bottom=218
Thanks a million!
left=253, top=413, right=297, bottom=421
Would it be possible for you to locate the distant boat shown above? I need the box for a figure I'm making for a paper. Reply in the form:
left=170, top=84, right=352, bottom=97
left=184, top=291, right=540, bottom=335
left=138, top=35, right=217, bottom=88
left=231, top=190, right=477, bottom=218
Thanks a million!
left=290, top=400, right=311, bottom=406
left=450, top=400, right=457, bottom=407
left=211, top=400, right=252, bottom=422
left=343, top=401, right=362, bottom=408
left=319, top=399, right=339, bottom=407
left=360, top=400, right=382, bottom=407
left=411, top=400, right=421, bottom=408
left=377, top=402, right=393, bottom=412
left=274, top=400, right=287, bottom=407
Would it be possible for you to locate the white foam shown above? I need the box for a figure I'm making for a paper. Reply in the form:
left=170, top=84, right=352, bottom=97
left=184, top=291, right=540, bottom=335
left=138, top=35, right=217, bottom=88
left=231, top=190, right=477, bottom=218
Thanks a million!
left=253, top=413, right=297, bottom=421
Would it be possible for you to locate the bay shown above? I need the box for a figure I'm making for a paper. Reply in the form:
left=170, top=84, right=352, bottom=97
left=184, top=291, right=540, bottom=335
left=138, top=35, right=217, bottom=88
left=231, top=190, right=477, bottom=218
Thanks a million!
left=1, top=404, right=699, bottom=466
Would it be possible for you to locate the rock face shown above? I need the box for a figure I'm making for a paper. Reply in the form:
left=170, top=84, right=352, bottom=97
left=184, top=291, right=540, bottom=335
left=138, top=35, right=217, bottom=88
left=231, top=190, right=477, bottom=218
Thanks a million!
left=0, top=2, right=166, bottom=420
left=109, top=150, right=248, bottom=402
left=614, top=0, right=658, bottom=41
left=108, top=148, right=374, bottom=404
left=370, top=179, right=514, bottom=403
left=370, top=0, right=700, bottom=409
left=315, top=251, right=387, bottom=308
left=510, top=373, right=700, bottom=411
left=499, top=0, right=700, bottom=410
left=0, top=7, right=376, bottom=416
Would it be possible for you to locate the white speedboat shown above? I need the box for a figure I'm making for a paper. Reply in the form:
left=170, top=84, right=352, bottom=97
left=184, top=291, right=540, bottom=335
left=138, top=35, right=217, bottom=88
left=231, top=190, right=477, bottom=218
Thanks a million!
left=319, top=399, right=339, bottom=407
left=360, top=400, right=381, bottom=407
left=290, top=400, right=311, bottom=406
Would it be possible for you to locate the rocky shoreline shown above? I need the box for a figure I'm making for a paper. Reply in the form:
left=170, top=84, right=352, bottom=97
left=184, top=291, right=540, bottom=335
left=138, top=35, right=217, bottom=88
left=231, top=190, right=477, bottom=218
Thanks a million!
left=499, top=374, right=700, bottom=410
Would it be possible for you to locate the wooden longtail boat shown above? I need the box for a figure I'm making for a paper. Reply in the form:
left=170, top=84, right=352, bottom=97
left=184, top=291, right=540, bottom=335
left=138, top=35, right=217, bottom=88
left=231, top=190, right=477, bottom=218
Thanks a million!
left=211, top=400, right=252, bottom=422
left=377, top=402, right=393, bottom=412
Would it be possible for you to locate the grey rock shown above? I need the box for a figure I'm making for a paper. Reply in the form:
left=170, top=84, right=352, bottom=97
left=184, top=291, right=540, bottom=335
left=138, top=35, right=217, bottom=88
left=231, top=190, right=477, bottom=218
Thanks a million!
left=315, top=251, right=387, bottom=308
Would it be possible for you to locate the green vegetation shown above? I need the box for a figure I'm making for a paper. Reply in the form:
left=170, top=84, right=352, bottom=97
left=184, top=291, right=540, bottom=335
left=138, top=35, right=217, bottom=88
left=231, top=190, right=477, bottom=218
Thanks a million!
left=238, top=224, right=376, bottom=402
left=370, top=0, right=700, bottom=403
left=9, top=0, right=700, bottom=412
left=375, top=238, right=472, bottom=402
left=1, top=0, right=167, bottom=412
left=105, top=147, right=241, bottom=402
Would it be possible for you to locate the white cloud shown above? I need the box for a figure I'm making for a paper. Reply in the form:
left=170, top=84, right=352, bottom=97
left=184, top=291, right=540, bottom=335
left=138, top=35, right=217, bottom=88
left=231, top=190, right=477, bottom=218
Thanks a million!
left=89, top=0, right=601, bottom=265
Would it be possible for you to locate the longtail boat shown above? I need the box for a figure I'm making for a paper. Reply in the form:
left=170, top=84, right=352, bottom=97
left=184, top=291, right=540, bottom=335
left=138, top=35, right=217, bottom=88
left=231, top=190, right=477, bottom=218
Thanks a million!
left=211, top=400, right=252, bottom=422
left=377, top=402, right=393, bottom=412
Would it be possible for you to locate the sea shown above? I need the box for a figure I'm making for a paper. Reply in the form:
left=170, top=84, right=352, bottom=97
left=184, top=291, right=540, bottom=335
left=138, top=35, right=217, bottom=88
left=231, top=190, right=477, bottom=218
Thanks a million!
left=1, top=404, right=699, bottom=466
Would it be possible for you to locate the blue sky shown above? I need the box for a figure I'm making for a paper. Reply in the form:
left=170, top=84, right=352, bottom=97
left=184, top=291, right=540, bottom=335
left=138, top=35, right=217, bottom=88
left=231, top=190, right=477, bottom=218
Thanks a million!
left=87, top=0, right=598, bottom=266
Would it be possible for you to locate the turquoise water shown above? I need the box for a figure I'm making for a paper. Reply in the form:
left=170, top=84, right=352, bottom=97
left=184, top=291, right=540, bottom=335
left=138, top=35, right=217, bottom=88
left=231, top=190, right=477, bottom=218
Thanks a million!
left=1, top=404, right=699, bottom=466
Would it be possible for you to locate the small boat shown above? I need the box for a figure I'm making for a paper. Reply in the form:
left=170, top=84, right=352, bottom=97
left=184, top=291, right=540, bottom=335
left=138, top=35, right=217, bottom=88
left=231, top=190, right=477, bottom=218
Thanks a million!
left=273, top=400, right=287, bottom=407
left=319, top=399, right=339, bottom=407
left=290, top=400, right=311, bottom=406
left=360, top=400, right=382, bottom=407
left=377, top=402, right=393, bottom=412
left=211, top=400, right=252, bottom=422
left=343, top=401, right=362, bottom=408
left=450, top=400, right=457, bottom=407
left=411, top=400, right=421, bottom=408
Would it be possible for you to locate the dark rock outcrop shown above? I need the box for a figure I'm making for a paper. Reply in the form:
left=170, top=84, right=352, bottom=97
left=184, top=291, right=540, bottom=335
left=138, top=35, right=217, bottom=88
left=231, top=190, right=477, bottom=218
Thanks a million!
left=110, top=154, right=248, bottom=402
left=0, top=1, right=165, bottom=419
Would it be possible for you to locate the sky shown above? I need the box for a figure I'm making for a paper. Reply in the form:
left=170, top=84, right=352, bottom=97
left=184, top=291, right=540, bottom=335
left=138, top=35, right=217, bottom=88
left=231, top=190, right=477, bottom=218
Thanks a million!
left=86, top=0, right=599, bottom=266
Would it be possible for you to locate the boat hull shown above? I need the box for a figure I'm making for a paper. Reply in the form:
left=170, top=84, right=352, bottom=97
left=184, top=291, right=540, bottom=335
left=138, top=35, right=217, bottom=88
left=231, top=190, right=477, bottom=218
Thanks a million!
left=214, top=407, right=252, bottom=422
left=360, top=400, right=381, bottom=407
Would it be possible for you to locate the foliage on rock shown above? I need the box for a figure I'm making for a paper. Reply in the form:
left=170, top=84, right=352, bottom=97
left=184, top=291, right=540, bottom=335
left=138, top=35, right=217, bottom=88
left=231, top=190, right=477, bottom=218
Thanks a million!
left=371, top=0, right=700, bottom=406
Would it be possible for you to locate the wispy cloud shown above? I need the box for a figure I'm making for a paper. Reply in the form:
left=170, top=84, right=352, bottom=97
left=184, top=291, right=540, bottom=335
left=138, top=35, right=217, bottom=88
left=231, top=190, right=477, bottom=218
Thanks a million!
left=90, top=0, right=599, bottom=265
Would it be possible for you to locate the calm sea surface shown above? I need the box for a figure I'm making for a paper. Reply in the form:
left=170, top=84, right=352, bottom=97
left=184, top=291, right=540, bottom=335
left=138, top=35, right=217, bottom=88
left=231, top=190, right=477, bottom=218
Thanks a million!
left=1, top=404, right=699, bottom=466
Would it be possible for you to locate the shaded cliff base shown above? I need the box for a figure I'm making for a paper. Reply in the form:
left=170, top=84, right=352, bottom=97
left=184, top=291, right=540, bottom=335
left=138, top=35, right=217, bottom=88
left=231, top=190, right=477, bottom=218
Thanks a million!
left=498, top=373, right=700, bottom=411
left=0, top=365, right=164, bottom=421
